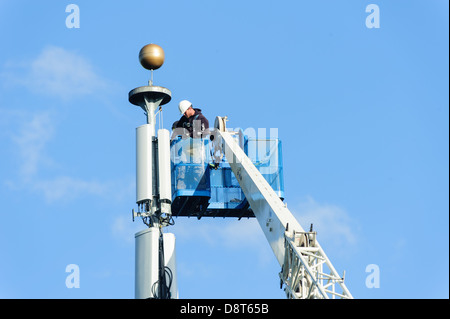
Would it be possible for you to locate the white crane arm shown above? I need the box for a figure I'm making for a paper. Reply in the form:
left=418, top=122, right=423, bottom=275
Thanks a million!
left=217, top=127, right=353, bottom=299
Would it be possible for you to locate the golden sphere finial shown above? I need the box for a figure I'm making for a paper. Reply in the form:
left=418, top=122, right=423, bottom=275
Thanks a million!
left=139, top=44, right=165, bottom=70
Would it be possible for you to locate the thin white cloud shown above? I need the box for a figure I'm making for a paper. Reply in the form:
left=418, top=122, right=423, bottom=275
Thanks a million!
left=3, top=110, right=134, bottom=204
left=0, top=45, right=129, bottom=203
left=165, top=196, right=359, bottom=266
left=291, top=196, right=359, bottom=252
left=169, top=217, right=274, bottom=264
left=11, top=111, right=55, bottom=180
left=112, top=215, right=143, bottom=244
left=171, top=218, right=262, bottom=247
left=2, top=46, right=108, bottom=100
left=168, top=197, right=358, bottom=253
left=33, top=176, right=107, bottom=203
left=33, top=175, right=134, bottom=204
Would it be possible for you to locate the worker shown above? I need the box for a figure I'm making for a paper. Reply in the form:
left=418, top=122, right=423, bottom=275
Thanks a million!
left=172, top=100, right=209, bottom=190
left=175, top=100, right=209, bottom=139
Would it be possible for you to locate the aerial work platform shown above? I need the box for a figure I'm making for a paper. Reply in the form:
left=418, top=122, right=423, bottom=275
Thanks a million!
left=129, top=43, right=352, bottom=299
left=170, top=131, right=284, bottom=219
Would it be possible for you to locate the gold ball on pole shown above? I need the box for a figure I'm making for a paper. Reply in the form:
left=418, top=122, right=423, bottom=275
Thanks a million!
left=139, top=44, right=165, bottom=70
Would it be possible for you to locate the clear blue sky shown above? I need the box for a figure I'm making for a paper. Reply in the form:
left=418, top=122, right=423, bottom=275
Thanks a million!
left=0, top=0, right=448, bottom=298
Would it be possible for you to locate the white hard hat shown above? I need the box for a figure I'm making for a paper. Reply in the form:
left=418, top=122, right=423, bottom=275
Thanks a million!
left=178, top=100, right=192, bottom=115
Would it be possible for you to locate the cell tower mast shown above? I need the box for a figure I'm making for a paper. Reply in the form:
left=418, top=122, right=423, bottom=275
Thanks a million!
left=128, top=44, right=177, bottom=299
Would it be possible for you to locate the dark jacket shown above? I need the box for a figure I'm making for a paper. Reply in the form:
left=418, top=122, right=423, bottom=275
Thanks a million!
left=175, top=108, right=209, bottom=139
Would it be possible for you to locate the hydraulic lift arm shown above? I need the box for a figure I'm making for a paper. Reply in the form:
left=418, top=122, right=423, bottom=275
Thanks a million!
left=216, top=119, right=353, bottom=299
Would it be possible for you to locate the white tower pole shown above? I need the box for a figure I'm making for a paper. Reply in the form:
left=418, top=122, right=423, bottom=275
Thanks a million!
left=128, top=44, right=177, bottom=299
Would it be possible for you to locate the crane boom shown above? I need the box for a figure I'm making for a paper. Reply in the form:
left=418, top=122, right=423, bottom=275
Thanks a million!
left=216, top=121, right=353, bottom=299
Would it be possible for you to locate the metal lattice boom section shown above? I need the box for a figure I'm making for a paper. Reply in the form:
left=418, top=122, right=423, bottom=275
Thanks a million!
left=281, top=233, right=352, bottom=299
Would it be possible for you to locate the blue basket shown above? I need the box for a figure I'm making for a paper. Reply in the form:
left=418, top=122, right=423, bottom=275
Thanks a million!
left=170, top=133, right=284, bottom=218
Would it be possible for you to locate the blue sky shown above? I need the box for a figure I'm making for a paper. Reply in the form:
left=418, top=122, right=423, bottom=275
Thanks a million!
left=0, top=0, right=448, bottom=299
